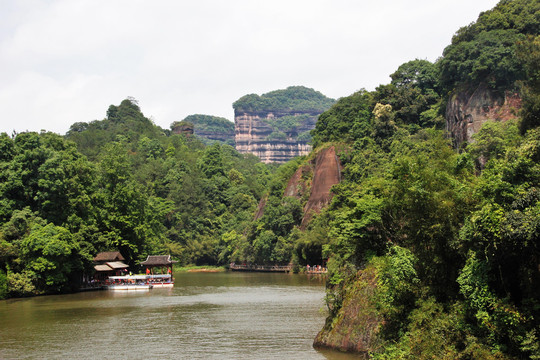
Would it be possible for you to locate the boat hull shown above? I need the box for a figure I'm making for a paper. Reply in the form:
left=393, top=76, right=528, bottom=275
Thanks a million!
left=150, top=283, right=174, bottom=288
left=105, top=284, right=153, bottom=291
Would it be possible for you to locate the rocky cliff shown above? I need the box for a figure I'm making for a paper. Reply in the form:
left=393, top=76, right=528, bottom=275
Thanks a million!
left=254, top=145, right=343, bottom=228
left=300, top=146, right=342, bottom=228
left=313, top=265, right=384, bottom=356
left=233, top=86, right=335, bottom=163
left=446, top=83, right=521, bottom=147
left=235, top=111, right=318, bottom=163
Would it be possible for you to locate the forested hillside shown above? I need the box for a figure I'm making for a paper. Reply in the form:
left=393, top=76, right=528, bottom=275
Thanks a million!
left=310, top=0, right=540, bottom=358
left=0, top=98, right=276, bottom=297
left=0, top=0, right=539, bottom=358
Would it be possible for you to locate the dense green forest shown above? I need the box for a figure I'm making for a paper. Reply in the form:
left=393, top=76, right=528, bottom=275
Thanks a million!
left=0, top=0, right=539, bottom=358
left=0, top=99, right=279, bottom=297
left=309, top=1, right=540, bottom=358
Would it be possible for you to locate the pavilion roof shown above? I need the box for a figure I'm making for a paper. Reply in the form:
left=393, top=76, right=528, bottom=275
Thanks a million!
left=140, top=255, right=177, bottom=266
left=94, top=251, right=125, bottom=262
left=106, top=261, right=129, bottom=269
left=94, top=264, right=113, bottom=272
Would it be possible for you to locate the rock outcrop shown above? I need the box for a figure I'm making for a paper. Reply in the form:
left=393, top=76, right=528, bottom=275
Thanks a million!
left=171, top=121, right=194, bottom=136
left=300, top=146, right=342, bottom=229
left=446, top=83, right=521, bottom=147
left=313, top=266, right=384, bottom=356
left=178, top=115, right=235, bottom=146
left=255, top=146, right=343, bottom=226
left=235, top=111, right=318, bottom=163
left=195, top=128, right=234, bottom=144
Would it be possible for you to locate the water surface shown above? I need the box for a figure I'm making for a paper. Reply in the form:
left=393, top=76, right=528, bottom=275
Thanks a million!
left=0, top=272, right=358, bottom=359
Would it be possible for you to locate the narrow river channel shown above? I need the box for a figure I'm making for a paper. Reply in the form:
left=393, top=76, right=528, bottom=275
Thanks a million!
left=0, top=272, right=358, bottom=359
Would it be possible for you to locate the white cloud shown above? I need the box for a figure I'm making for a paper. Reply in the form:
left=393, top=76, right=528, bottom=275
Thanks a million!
left=0, top=0, right=500, bottom=135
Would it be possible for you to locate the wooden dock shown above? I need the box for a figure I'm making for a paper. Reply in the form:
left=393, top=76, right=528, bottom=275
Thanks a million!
left=229, top=264, right=292, bottom=273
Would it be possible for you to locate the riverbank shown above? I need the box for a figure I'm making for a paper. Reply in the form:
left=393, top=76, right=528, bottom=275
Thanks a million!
left=173, top=265, right=226, bottom=273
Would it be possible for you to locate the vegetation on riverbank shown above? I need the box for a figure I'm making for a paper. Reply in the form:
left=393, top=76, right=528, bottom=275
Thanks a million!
left=173, top=265, right=226, bottom=273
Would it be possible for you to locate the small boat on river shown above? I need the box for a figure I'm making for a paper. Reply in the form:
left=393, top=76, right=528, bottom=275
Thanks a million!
left=104, top=275, right=153, bottom=290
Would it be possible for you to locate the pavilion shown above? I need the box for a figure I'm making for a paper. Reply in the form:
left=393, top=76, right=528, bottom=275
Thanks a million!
left=140, top=255, right=177, bottom=276
left=93, top=251, right=129, bottom=281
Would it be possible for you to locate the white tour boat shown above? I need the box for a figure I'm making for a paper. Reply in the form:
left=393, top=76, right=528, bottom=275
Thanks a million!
left=104, top=275, right=153, bottom=291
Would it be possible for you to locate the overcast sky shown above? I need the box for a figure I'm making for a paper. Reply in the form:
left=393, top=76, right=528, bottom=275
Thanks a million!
left=0, top=0, right=500, bottom=135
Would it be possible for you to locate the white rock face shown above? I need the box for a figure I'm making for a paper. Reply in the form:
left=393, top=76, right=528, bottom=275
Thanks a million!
left=234, top=111, right=317, bottom=163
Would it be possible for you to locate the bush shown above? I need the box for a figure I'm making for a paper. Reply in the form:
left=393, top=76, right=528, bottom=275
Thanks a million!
left=0, top=271, right=7, bottom=299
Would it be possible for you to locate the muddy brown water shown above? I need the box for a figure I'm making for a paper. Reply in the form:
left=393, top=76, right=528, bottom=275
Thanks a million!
left=0, top=272, right=360, bottom=359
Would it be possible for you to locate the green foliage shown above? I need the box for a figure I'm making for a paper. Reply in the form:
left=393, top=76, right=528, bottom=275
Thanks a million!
left=176, top=115, right=235, bottom=146
left=21, top=223, right=81, bottom=292
left=66, top=97, right=165, bottom=161
left=312, top=90, right=373, bottom=147
left=468, top=120, right=521, bottom=166
left=233, top=86, right=335, bottom=113
left=439, top=0, right=539, bottom=93
left=181, top=114, right=234, bottom=133
left=0, top=271, right=7, bottom=299
left=0, top=98, right=276, bottom=295
left=7, top=271, right=36, bottom=297
left=390, top=59, right=440, bottom=93
left=262, top=114, right=316, bottom=143
left=1, top=3, right=539, bottom=358
left=517, top=34, right=540, bottom=133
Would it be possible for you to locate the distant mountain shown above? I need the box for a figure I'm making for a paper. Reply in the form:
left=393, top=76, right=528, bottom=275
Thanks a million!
left=233, top=86, right=335, bottom=163
left=172, top=114, right=235, bottom=146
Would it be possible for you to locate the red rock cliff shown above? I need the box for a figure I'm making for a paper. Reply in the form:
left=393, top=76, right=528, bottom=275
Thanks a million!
left=300, top=146, right=342, bottom=228
left=446, top=83, right=521, bottom=147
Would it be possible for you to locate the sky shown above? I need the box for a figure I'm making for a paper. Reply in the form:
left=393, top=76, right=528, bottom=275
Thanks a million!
left=0, top=0, right=500, bottom=135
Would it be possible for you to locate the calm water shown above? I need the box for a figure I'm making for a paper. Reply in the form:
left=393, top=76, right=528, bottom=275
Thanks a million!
left=0, top=272, right=359, bottom=359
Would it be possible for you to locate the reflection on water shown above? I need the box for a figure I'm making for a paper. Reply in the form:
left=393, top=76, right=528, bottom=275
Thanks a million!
left=0, top=272, right=358, bottom=359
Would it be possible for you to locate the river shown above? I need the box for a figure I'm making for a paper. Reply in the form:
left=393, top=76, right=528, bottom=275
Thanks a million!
left=0, top=272, right=358, bottom=359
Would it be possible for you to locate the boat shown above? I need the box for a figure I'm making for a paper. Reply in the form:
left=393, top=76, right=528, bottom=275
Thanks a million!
left=104, top=275, right=154, bottom=291
left=148, top=274, right=174, bottom=288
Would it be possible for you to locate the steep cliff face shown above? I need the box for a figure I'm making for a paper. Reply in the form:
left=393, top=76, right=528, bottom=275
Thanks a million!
left=233, top=86, right=335, bottom=163
left=255, top=146, right=342, bottom=226
left=313, top=266, right=384, bottom=356
left=235, top=111, right=317, bottom=163
left=300, top=146, right=342, bottom=229
left=194, top=129, right=234, bottom=143
left=446, top=84, right=521, bottom=147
